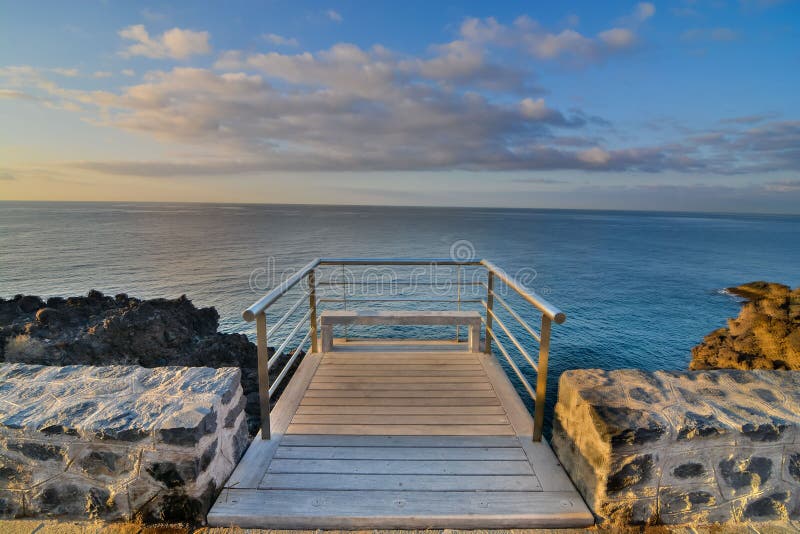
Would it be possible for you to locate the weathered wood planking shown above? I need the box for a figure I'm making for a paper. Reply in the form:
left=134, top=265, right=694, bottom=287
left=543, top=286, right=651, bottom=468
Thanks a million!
left=258, top=473, right=543, bottom=491
left=209, top=489, right=593, bottom=529
left=295, top=405, right=506, bottom=415
left=209, top=343, right=594, bottom=529
left=273, top=445, right=528, bottom=460
left=285, top=423, right=517, bottom=435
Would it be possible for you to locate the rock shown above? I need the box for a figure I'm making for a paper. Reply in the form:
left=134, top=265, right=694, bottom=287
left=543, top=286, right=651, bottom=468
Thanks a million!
left=34, top=307, right=64, bottom=325
left=0, top=291, right=305, bottom=436
left=17, top=295, right=43, bottom=314
left=0, top=362, right=248, bottom=522
left=551, top=368, right=800, bottom=527
left=691, top=281, right=800, bottom=370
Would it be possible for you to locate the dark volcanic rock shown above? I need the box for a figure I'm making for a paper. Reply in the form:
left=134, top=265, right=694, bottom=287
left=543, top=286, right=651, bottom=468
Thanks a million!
left=691, top=281, right=800, bottom=370
left=0, top=291, right=303, bottom=436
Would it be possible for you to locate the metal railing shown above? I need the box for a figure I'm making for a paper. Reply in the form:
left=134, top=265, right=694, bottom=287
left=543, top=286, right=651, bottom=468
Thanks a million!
left=242, top=257, right=565, bottom=441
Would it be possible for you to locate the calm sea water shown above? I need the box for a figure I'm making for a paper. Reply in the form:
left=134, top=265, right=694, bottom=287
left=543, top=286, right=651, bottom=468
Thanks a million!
left=2, top=202, right=799, bottom=424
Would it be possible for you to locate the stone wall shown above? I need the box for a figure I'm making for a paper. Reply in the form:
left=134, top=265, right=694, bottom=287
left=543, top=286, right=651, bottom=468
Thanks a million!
left=0, top=363, right=249, bottom=523
left=551, top=368, right=800, bottom=527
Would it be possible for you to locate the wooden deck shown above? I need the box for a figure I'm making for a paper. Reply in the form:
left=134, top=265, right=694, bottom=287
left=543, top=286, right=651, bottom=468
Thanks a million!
left=208, top=340, right=594, bottom=529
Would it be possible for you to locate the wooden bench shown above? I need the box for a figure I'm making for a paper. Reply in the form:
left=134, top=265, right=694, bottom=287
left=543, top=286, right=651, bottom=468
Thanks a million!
left=320, top=310, right=482, bottom=353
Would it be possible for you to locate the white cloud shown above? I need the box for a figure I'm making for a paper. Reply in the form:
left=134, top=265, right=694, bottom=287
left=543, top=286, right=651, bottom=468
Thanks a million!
left=119, top=24, right=211, bottom=59
left=520, top=98, right=548, bottom=119
left=52, top=68, right=79, bottom=77
left=459, top=15, right=641, bottom=64
left=634, top=2, right=656, bottom=22
left=599, top=28, right=636, bottom=48
left=326, top=9, right=343, bottom=22
left=577, top=147, right=612, bottom=165
left=92, top=71, right=113, bottom=78
left=263, top=33, right=299, bottom=47
left=121, top=69, right=136, bottom=77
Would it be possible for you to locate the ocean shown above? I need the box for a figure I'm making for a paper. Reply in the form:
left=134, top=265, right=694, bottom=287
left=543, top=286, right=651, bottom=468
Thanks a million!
left=2, top=201, right=799, bottom=423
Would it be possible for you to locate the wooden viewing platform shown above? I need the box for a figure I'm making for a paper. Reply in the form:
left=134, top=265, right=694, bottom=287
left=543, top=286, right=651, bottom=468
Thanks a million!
left=208, top=340, right=593, bottom=528
left=208, top=258, right=594, bottom=528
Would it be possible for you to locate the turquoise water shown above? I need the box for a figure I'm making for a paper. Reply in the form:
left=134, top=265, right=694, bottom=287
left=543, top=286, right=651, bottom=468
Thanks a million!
left=2, top=202, right=799, bottom=425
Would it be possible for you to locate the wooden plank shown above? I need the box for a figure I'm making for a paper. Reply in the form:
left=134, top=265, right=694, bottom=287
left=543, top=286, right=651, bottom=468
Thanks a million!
left=295, top=405, right=506, bottom=415
left=286, top=423, right=516, bottom=435
left=273, top=445, right=528, bottom=460
left=291, top=414, right=509, bottom=425
left=207, top=489, right=596, bottom=529
left=312, top=375, right=488, bottom=383
left=320, top=310, right=481, bottom=327
left=322, top=357, right=479, bottom=364
left=308, top=386, right=494, bottom=396
left=477, top=353, right=579, bottom=493
left=222, top=352, right=323, bottom=489
left=302, top=389, right=498, bottom=398
left=325, top=351, right=473, bottom=357
left=259, top=473, right=542, bottom=491
left=300, top=396, right=500, bottom=406
left=315, top=368, right=485, bottom=376
left=267, top=458, right=533, bottom=475
left=278, top=434, right=522, bottom=447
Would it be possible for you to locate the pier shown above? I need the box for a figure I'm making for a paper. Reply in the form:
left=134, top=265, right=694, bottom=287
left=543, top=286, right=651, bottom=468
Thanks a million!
left=208, top=258, right=593, bottom=528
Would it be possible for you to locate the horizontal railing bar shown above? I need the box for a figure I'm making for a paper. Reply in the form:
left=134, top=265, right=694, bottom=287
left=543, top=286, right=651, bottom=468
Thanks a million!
left=243, top=258, right=320, bottom=321
left=267, top=290, right=310, bottom=339
left=482, top=301, right=538, bottom=373
left=268, top=328, right=312, bottom=398
left=319, top=258, right=483, bottom=266
left=317, top=281, right=483, bottom=286
left=481, top=318, right=536, bottom=400
left=268, top=308, right=312, bottom=370
left=318, top=298, right=482, bottom=303
left=481, top=283, right=541, bottom=343
left=480, top=259, right=565, bottom=324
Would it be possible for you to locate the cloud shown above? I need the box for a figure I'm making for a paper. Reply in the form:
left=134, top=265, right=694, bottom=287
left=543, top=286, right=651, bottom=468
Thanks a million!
left=263, top=33, right=299, bottom=47
left=119, top=25, right=211, bottom=59
left=459, top=13, right=643, bottom=64
left=720, top=113, right=778, bottom=124
left=0, top=89, right=41, bottom=101
left=326, top=9, right=343, bottom=22
left=634, top=2, right=656, bottom=22
left=765, top=179, right=800, bottom=191
left=92, top=71, right=113, bottom=79
left=0, top=171, right=15, bottom=181
left=681, top=27, right=741, bottom=42
left=52, top=68, right=79, bottom=77
left=3, top=11, right=796, bottom=180
left=121, top=69, right=136, bottom=77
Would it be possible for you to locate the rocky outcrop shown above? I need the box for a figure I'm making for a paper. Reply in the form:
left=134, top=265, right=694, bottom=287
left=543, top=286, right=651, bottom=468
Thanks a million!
left=551, top=368, right=800, bottom=527
left=691, top=282, right=800, bottom=371
left=0, top=291, right=304, bottom=436
left=0, top=363, right=248, bottom=522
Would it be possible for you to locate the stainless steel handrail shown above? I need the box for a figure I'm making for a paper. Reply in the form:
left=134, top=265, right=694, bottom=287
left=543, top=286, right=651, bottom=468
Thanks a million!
left=481, top=259, right=565, bottom=323
left=243, top=257, right=320, bottom=321
left=243, top=257, right=566, bottom=442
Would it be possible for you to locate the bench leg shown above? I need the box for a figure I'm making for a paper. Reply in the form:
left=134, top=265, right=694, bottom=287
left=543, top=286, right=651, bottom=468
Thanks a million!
left=469, top=324, right=481, bottom=353
left=321, top=325, right=334, bottom=352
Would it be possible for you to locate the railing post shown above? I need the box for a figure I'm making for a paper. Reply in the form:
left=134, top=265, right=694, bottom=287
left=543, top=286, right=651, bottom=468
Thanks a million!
left=484, top=271, right=494, bottom=354
left=308, top=269, right=319, bottom=353
left=533, top=315, right=552, bottom=441
left=256, top=311, right=271, bottom=440
left=455, top=264, right=461, bottom=342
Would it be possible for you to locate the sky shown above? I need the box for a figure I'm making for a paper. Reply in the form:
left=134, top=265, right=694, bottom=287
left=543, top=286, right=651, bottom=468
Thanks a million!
left=1, top=0, right=799, bottom=213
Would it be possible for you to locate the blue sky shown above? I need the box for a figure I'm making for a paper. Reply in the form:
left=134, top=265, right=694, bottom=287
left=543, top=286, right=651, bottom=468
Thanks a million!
left=1, top=0, right=799, bottom=212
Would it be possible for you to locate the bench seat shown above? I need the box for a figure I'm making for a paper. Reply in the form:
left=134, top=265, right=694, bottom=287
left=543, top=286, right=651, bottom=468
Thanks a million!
left=320, top=311, right=482, bottom=352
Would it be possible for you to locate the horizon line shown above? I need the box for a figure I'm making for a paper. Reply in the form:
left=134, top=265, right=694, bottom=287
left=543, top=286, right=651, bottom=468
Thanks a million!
left=1, top=198, right=799, bottom=218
